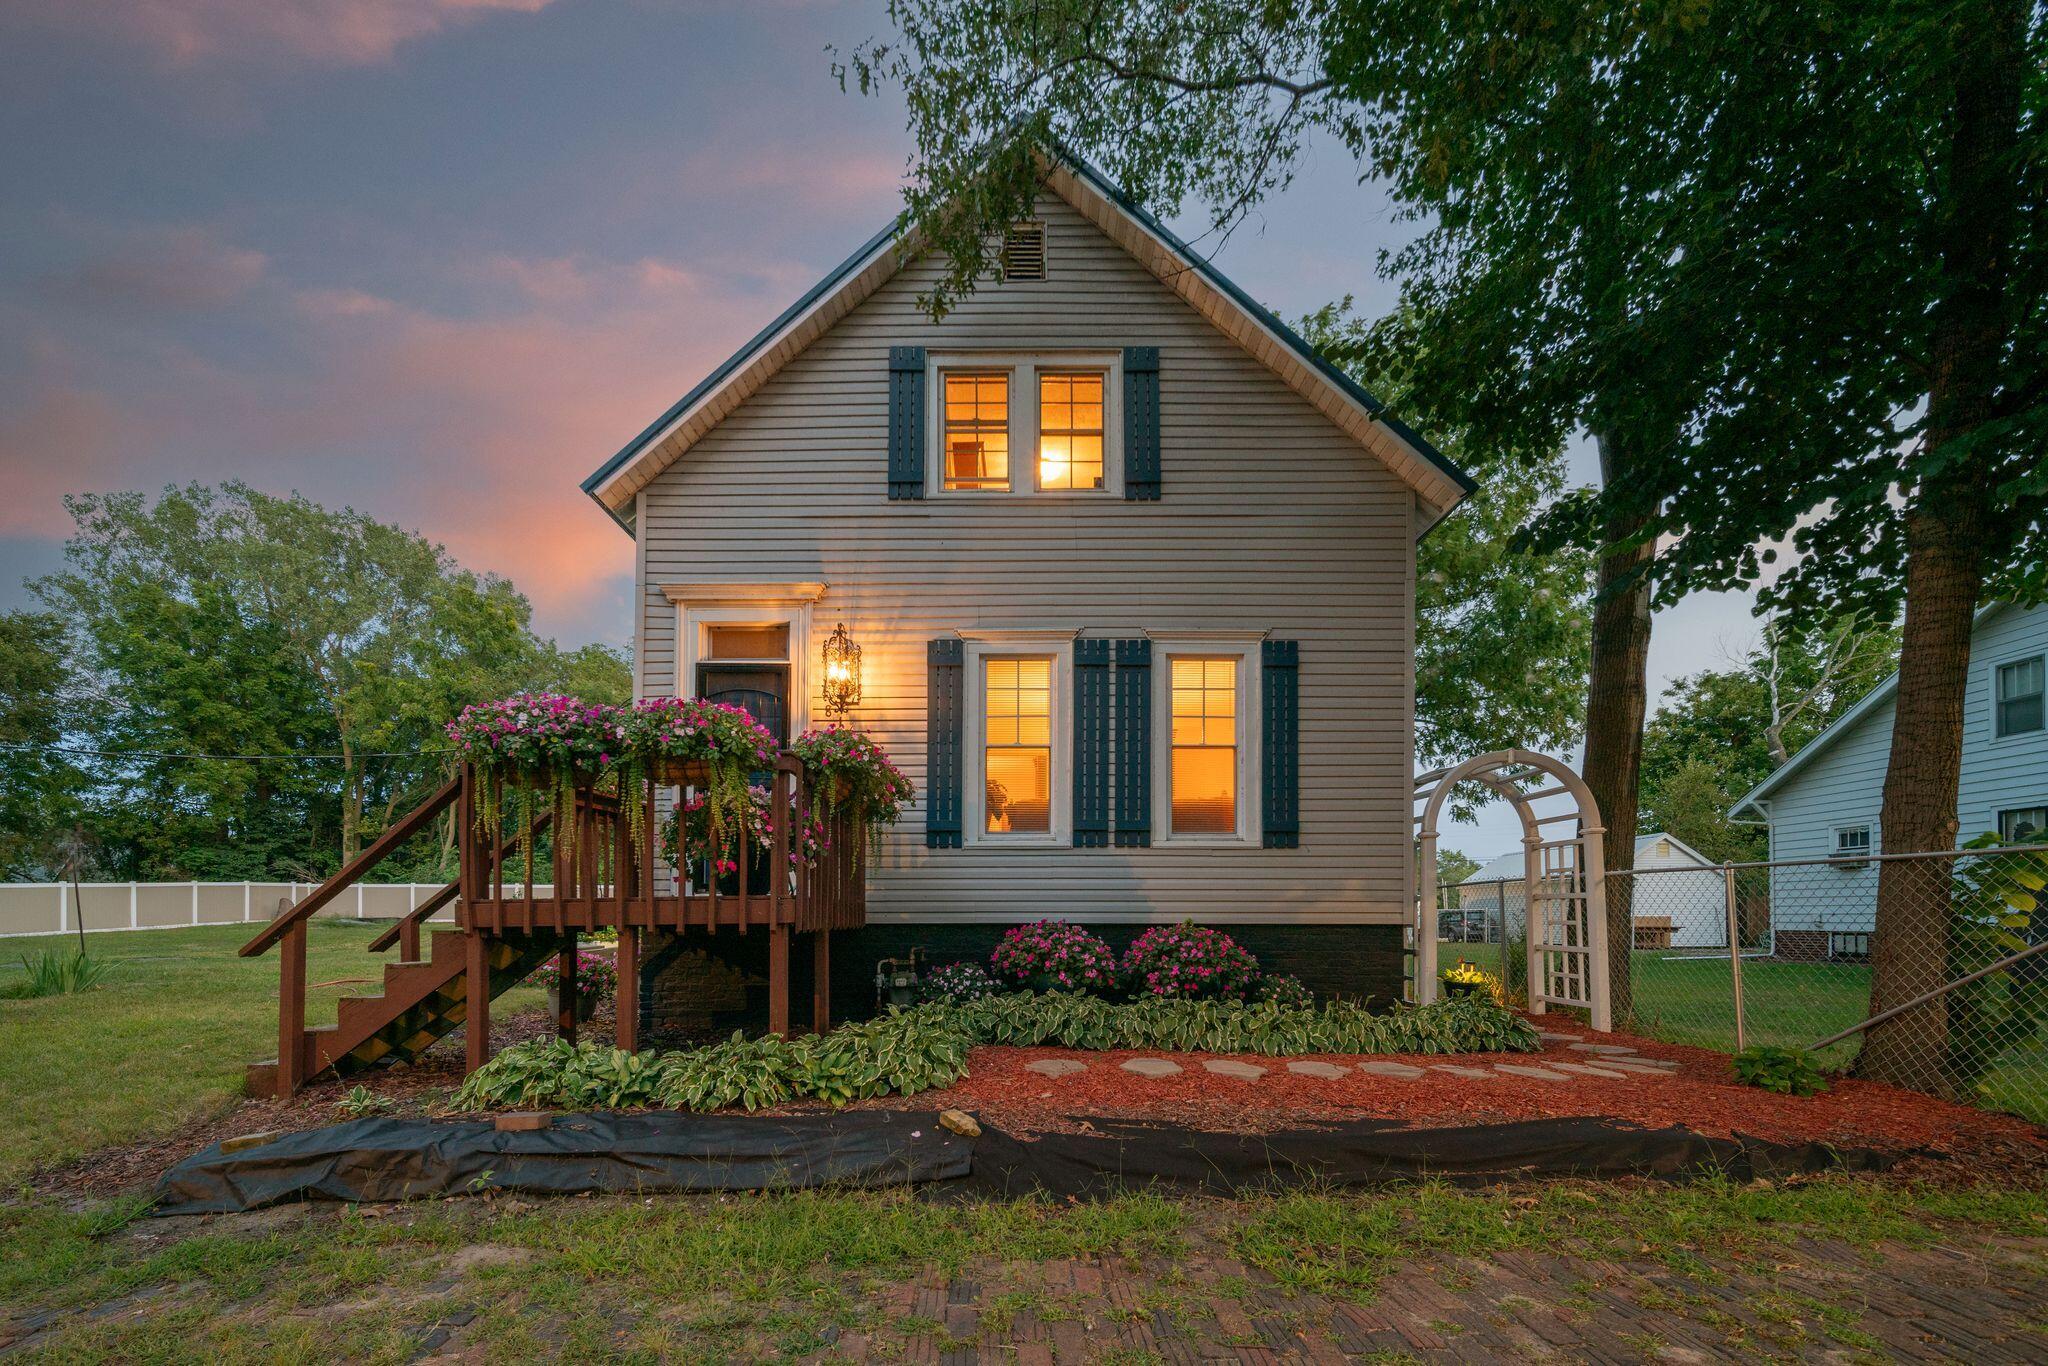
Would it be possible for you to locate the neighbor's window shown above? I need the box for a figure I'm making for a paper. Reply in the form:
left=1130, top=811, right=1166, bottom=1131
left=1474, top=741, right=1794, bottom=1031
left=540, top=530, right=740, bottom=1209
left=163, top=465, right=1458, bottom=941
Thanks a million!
left=1996, top=655, right=2045, bottom=737
left=2000, top=806, right=2047, bottom=843
left=1169, top=657, right=1237, bottom=835
left=1037, top=373, right=1105, bottom=491
left=943, top=372, right=1010, bottom=491
left=1833, top=824, right=1872, bottom=866
left=984, top=657, right=1052, bottom=834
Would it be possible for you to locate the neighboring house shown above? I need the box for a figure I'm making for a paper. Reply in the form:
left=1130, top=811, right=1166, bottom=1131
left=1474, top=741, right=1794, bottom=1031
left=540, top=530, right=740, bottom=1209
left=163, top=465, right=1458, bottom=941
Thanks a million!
left=1452, top=833, right=1725, bottom=950
left=579, top=148, right=1477, bottom=1027
left=1728, top=601, right=2048, bottom=954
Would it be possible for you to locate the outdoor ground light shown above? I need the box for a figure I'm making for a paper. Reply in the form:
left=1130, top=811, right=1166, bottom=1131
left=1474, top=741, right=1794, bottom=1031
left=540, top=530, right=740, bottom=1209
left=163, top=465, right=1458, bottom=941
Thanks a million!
left=822, top=620, right=862, bottom=720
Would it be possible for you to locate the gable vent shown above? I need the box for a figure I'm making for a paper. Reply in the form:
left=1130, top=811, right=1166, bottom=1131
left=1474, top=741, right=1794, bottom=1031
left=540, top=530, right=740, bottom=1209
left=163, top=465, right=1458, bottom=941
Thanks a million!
left=1001, top=222, right=1046, bottom=281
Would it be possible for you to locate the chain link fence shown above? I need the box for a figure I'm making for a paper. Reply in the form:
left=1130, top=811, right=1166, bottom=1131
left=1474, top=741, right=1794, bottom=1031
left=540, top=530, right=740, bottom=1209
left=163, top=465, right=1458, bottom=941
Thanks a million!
left=1430, top=845, right=2048, bottom=1122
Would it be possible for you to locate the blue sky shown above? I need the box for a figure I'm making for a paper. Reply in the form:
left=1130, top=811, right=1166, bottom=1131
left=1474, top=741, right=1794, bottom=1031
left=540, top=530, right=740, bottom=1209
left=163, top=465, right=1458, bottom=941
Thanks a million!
left=0, top=0, right=1765, bottom=861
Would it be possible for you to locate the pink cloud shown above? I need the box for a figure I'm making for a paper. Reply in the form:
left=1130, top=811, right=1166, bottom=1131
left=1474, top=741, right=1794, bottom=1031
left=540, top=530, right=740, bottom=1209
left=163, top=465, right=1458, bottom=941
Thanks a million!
left=18, top=0, right=555, bottom=66
left=48, top=225, right=268, bottom=313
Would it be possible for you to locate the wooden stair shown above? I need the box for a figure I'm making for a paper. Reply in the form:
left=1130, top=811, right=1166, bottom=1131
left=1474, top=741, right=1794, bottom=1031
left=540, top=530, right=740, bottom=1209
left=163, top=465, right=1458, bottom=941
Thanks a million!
left=246, top=930, right=562, bottom=1097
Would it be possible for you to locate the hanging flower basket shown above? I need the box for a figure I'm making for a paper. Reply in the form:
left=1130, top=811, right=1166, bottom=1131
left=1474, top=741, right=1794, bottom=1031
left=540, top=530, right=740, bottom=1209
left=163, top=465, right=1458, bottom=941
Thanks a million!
left=788, top=726, right=914, bottom=858
left=658, top=784, right=829, bottom=880
left=612, top=697, right=779, bottom=862
left=444, top=693, right=624, bottom=879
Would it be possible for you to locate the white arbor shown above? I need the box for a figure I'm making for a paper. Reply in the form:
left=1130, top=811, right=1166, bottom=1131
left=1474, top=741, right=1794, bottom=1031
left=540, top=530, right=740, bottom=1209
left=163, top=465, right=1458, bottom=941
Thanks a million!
left=1414, top=749, right=1611, bottom=1032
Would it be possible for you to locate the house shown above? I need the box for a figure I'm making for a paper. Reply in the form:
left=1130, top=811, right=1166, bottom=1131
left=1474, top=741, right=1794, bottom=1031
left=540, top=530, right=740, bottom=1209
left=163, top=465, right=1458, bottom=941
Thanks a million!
left=578, top=149, right=1476, bottom=1030
left=1451, top=833, right=1725, bottom=950
left=1727, top=601, right=2048, bottom=956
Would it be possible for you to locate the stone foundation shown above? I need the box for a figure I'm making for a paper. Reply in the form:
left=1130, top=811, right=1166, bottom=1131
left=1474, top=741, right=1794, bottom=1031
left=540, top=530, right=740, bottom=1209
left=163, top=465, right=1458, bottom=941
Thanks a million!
left=638, top=922, right=1408, bottom=1043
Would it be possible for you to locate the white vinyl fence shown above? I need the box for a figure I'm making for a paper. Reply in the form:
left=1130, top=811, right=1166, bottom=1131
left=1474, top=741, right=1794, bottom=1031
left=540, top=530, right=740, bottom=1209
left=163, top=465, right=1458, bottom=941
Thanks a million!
left=0, top=881, right=550, bottom=939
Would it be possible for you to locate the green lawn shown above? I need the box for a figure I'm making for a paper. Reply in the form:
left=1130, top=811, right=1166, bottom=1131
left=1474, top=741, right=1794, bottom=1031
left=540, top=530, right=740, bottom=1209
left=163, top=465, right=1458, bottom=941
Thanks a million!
left=0, top=922, right=543, bottom=1184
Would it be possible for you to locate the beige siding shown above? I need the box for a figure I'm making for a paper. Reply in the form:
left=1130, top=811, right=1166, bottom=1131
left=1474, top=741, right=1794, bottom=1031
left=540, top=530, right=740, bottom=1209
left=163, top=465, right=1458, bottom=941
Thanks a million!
left=635, top=192, right=1418, bottom=926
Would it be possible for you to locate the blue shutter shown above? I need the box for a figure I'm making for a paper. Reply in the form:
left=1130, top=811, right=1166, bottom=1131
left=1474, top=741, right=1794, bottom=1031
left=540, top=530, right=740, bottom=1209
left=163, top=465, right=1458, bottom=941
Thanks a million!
left=1073, top=639, right=1111, bottom=847
left=889, top=346, right=927, bottom=500
left=1113, top=638, right=1152, bottom=846
left=1123, top=346, right=1160, bottom=500
left=1262, top=639, right=1299, bottom=848
left=926, top=638, right=963, bottom=847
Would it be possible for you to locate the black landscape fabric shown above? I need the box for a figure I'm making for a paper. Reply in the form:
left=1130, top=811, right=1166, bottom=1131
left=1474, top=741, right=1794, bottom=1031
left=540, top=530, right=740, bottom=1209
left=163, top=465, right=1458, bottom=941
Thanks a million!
left=152, top=1111, right=1905, bottom=1215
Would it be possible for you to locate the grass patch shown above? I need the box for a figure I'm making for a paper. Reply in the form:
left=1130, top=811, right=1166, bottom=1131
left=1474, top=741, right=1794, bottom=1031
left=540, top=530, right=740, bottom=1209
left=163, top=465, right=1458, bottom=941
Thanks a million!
left=0, top=922, right=544, bottom=1183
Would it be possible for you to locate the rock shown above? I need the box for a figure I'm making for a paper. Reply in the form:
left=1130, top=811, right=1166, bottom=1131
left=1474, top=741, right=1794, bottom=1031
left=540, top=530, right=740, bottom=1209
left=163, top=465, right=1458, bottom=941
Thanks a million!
left=1284, top=1061, right=1350, bottom=1079
left=1357, top=1061, right=1426, bottom=1079
left=219, top=1130, right=285, bottom=1155
left=1607, top=1059, right=1679, bottom=1074
left=493, top=1112, right=551, bottom=1132
left=938, top=1109, right=981, bottom=1137
left=1550, top=1062, right=1630, bottom=1079
left=1568, top=1042, right=1638, bottom=1056
left=1120, top=1058, right=1183, bottom=1078
left=1431, top=1065, right=1496, bottom=1079
left=1494, top=1064, right=1571, bottom=1081
left=1024, top=1059, right=1088, bottom=1078
left=1537, top=1031, right=1581, bottom=1043
left=1202, top=1059, right=1267, bottom=1080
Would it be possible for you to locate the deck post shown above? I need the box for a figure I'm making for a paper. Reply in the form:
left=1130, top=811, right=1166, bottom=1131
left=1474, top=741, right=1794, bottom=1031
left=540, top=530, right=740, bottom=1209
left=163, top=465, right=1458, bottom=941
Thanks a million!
left=465, top=931, right=490, bottom=1077
left=812, top=931, right=830, bottom=1034
left=557, top=931, right=579, bottom=1045
left=400, top=911, right=420, bottom=963
left=615, top=924, right=640, bottom=1052
left=277, top=916, right=307, bottom=1099
left=769, top=926, right=790, bottom=1035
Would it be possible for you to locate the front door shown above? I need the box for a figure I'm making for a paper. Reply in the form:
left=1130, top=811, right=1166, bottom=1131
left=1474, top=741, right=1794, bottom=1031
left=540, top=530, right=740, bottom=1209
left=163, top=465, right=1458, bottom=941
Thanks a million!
left=696, top=664, right=789, bottom=745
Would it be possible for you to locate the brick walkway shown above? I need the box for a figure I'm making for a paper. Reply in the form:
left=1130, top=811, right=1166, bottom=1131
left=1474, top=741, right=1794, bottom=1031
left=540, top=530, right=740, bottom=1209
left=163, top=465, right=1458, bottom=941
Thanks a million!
left=809, top=1232, right=2048, bottom=1363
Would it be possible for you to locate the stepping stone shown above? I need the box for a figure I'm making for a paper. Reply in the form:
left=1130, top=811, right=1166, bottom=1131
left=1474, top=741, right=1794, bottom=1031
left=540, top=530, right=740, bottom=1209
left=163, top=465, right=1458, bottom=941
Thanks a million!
left=1551, top=1062, right=1631, bottom=1079
left=1025, top=1059, right=1087, bottom=1078
left=1494, top=1064, right=1571, bottom=1081
left=1202, top=1059, right=1267, bottom=1080
left=1609, top=1058, right=1680, bottom=1072
left=1358, top=1061, right=1426, bottom=1079
left=1285, top=1061, right=1351, bottom=1079
left=1120, top=1057, right=1182, bottom=1078
left=1569, top=1042, right=1638, bottom=1056
left=1432, top=1064, right=1496, bottom=1079
left=1537, top=1031, right=1581, bottom=1044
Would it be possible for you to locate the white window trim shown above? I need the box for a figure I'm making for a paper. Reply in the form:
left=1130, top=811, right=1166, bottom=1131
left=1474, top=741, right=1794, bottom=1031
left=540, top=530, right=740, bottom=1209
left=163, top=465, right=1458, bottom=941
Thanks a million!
left=661, top=583, right=824, bottom=731
left=926, top=350, right=1123, bottom=498
left=1998, top=805, right=2048, bottom=843
left=1831, top=822, right=1874, bottom=869
left=962, top=634, right=1073, bottom=847
left=1150, top=635, right=1263, bottom=847
left=1990, top=649, right=2047, bottom=741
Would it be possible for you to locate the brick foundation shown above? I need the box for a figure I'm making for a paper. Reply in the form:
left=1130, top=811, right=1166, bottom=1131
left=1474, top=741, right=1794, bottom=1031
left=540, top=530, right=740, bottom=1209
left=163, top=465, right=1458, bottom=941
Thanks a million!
left=638, top=922, right=1407, bottom=1043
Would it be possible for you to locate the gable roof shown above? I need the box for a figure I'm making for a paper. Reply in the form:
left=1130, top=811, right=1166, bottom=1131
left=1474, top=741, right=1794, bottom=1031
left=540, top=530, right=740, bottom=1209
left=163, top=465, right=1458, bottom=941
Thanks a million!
left=1459, top=832, right=1711, bottom=885
left=581, top=147, right=1475, bottom=534
left=1726, top=601, right=2019, bottom=821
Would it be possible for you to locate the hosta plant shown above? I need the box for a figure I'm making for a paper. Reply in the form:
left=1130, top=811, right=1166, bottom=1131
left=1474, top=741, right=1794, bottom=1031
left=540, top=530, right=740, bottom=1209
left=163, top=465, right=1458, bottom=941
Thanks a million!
left=1732, top=1045, right=1829, bottom=1096
left=1119, top=922, right=1262, bottom=1000
left=989, top=920, right=1118, bottom=994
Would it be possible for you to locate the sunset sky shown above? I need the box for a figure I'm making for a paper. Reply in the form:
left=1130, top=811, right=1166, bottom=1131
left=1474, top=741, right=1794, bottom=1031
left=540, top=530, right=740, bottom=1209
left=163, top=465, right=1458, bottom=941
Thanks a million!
left=0, top=0, right=1765, bottom=856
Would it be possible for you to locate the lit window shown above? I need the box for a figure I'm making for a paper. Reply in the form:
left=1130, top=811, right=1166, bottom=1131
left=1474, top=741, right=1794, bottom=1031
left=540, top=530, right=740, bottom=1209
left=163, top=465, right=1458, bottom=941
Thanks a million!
left=1996, top=656, right=2045, bottom=737
left=2000, top=806, right=2047, bottom=843
left=1037, top=373, right=1105, bottom=491
left=1170, top=658, right=1236, bottom=834
left=943, top=373, right=1009, bottom=491
left=984, top=657, right=1051, bottom=833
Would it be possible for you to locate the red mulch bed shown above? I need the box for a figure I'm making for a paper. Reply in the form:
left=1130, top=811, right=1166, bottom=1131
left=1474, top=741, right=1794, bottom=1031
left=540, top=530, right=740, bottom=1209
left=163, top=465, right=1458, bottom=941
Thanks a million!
left=35, top=1009, right=2047, bottom=1200
left=879, top=1018, right=2047, bottom=1161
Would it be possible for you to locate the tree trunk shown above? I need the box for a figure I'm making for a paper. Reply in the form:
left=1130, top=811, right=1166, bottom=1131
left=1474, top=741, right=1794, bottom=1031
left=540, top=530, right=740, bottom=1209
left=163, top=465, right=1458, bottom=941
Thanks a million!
left=1581, top=430, right=1656, bottom=1026
left=1856, top=0, right=2022, bottom=1096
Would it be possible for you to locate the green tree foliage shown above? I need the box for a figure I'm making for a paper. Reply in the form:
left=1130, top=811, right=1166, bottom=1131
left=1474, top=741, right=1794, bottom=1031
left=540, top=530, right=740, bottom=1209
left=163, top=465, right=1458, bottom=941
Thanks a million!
left=1641, top=616, right=1899, bottom=863
left=27, top=483, right=629, bottom=880
left=0, top=612, right=86, bottom=877
left=1299, top=302, right=1591, bottom=769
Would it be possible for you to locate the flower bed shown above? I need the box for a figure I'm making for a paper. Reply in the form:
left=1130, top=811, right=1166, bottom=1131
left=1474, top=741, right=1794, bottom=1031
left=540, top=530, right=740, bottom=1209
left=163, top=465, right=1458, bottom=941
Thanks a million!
left=990, top=921, right=1119, bottom=994
left=1121, top=923, right=1261, bottom=1000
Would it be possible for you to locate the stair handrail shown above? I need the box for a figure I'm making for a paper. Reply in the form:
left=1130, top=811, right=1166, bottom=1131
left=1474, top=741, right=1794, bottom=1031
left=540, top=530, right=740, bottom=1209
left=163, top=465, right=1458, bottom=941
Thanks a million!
left=366, top=808, right=554, bottom=956
left=239, top=775, right=462, bottom=958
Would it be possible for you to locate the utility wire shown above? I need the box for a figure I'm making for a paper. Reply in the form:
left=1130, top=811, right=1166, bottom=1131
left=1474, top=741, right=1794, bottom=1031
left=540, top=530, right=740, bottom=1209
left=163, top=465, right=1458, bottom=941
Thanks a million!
left=0, top=740, right=453, bottom=764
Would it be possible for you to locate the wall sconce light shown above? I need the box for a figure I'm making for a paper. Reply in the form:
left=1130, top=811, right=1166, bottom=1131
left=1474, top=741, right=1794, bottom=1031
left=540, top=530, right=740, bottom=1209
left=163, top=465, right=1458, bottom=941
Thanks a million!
left=822, top=621, right=862, bottom=721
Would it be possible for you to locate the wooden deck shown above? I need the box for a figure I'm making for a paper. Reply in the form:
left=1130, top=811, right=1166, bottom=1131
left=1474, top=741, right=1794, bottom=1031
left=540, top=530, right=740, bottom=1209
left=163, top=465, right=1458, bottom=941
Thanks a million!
left=243, top=754, right=867, bottom=1098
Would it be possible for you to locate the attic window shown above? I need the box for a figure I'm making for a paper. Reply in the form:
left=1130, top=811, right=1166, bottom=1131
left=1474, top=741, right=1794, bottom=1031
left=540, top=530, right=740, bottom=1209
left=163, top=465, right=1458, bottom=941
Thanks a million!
left=1001, top=222, right=1046, bottom=280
